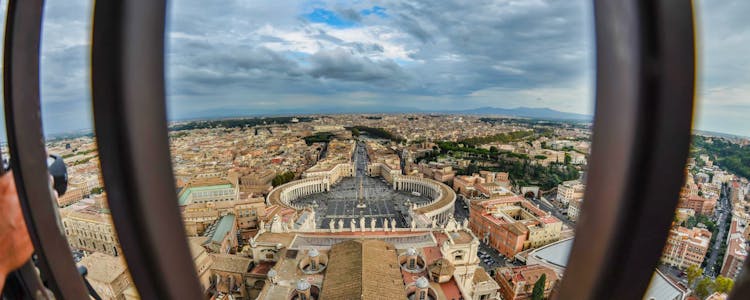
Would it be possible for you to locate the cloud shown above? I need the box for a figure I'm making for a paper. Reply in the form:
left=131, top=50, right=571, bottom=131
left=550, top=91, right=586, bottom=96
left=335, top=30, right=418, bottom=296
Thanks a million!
left=693, top=0, right=750, bottom=136
left=0, top=0, right=741, bottom=137
left=308, top=48, right=407, bottom=82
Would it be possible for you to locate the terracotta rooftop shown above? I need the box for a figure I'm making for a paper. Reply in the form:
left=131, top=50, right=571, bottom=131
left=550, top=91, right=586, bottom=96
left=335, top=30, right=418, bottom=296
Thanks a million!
left=249, top=261, right=275, bottom=276
left=473, top=267, right=494, bottom=284
left=255, top=232, right=296, bottom=246
left=78, top=252, right=128, bottom=284
left=320, top=240, right=406, bottom=300
left=211, top=254, right=252, bottom=274
left=447, top=230, right=474, bottom=244
left=429, top=258, right=455, bottom=277
left=438, top=278, right=462, bottom=300
left=188, top=236, right=209, bottom=259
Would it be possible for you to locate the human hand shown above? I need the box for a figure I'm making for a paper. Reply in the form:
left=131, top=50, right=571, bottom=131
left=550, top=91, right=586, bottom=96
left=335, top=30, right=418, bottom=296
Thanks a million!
left=0, top=172, right=34, bottom=291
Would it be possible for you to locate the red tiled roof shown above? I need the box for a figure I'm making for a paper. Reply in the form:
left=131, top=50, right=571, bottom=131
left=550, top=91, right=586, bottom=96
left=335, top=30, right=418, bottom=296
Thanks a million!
left=249, top=261, right=275, bottom=276
left=439, top=278, right=462, bottom=300
left=422, top=246, right=444, bottom=264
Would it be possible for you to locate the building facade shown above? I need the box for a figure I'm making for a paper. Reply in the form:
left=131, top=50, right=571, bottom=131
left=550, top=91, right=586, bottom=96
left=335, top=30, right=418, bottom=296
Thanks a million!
left=661, top=226, right=712, bottom=269
left=720, top=217, right=748, bottom=279
left=469, top=196, right=562, bottom=257
left=556, top=179, right=584, bottom=206
left=495, top=264, right=559, bottom=300
left=61, top=197, right=121, bottom=256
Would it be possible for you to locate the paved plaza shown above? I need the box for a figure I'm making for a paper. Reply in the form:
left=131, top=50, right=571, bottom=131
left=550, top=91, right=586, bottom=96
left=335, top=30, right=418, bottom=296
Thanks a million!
left=291, top=141, right=432, bottom=228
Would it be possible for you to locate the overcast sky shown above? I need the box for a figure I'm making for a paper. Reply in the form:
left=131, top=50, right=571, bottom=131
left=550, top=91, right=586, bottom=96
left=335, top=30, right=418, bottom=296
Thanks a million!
left=0, top=0, right=748, bottom=137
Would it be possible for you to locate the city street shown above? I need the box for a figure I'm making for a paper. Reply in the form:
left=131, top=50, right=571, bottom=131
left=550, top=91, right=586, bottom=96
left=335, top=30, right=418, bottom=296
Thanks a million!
left=529, top=195, right=574, bottom=227
left=704, top=185, right=731, bottom=277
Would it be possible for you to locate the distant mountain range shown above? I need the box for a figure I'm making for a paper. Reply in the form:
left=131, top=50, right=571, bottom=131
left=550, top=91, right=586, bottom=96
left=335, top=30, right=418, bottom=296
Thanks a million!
left=446, top=106, right=592, bottom=120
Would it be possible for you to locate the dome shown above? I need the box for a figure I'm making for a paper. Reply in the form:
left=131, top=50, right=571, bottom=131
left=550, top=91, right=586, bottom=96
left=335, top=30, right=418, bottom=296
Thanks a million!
left=267, top=268, right=277, bottom=278
left=309, top=248, right=320, bottom=257
left=296, top=279, right=311, bottom=291
left=416, top=277, right=430, bottom=289
left=406, top=248, right=417, bottom=256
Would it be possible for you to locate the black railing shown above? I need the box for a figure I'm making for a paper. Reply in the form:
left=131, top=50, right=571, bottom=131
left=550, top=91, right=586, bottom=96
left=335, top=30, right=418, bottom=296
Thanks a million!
left=558, top=1, right=696, bottom=299
left=2, top=0, right=89, bottom=298
left=4, top=0, right=748, bottom=299
left=90, top=1, right=202, bottom=299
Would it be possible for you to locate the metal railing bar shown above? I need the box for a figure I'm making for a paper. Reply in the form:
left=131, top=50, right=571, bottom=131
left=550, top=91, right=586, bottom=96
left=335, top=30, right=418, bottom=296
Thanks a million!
left=90, top=0, right=202, bottom=298
left=556, top=1, right=696, bottom=299
left=2, top=0, right=90, bottom=298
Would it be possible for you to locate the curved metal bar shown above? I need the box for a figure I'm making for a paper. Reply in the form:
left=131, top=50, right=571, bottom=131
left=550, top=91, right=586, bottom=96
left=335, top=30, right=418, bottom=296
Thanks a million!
left=2, top=0, right=90, bottom=298
left=90, top=0, right=202, bottom=298
left=556, top=1, right=695, bottom=299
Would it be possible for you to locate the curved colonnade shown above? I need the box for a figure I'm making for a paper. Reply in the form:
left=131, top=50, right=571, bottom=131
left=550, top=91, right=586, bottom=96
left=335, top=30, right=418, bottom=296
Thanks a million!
left=267, top=177, right=331, bottom=209
left=266, top=162, right=455, bottom=227
left=393, top=175, right=456, bottom=227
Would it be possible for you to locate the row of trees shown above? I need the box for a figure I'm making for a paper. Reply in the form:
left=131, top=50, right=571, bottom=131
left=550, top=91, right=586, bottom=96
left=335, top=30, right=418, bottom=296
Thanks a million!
left=271, top=171, right=295, bottom=187
left=433, top=141, right=579, bottom=190
left=692, top=135, right=750, bottom=179
left=683, top=214, right=717, bottom=232
left=170, top=116, right=314, bottom=131
left=347, top=126, right=405, bottom=142
left=685, top=265, right=734, bottom=299
left=458, top=130, right=533, bottom=146
left=303, top=132, right=335, bottom=145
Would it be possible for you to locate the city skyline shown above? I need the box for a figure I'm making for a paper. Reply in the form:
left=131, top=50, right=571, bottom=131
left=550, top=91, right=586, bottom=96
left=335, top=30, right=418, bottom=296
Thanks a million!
left=0, top=0, right=748, bottom=137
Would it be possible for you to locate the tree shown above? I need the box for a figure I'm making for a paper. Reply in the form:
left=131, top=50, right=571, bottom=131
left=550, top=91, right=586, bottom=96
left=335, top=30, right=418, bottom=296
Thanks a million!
left=532, top=273, right=546, bottom=300
left=272, top=171, right=295, bottom=186
left=714, top=276, right=734, bottom=294
left=686, top=265, right=703, bottom=287
left=90, top=187, right=105, bottom=195
left=564, top=153, right=572, bottom=165
left=695, top=277, right=714, bottom=299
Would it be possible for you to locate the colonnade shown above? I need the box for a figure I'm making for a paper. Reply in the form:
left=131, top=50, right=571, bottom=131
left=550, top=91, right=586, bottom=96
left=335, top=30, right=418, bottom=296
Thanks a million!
left=270, top=178, right=330, bottom=209
left=267, top=169, right=456, bottom=229
left=394, top=177, right=440, bottom=200
left=394, top=176, right=456, bottom=227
